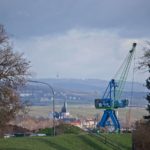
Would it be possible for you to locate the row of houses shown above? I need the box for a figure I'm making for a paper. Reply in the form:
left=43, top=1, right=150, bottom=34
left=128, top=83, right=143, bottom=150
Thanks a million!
left=56, top=101, right=97, bottom=129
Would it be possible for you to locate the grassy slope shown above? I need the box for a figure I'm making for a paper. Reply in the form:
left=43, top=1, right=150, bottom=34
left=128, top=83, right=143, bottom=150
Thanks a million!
left=0, top=133, right=131, bottom=150
left=104, top=133, right=131, bottom=150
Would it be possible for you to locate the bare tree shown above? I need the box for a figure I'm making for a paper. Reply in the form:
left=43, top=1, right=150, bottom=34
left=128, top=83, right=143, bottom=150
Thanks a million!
left=133, top=42, right=150, bottom=150
left=138, top=42, right=150, bottom=121
left=0, top=25, right=30, bottom=135
left=138, top=41, right=150, bottom=70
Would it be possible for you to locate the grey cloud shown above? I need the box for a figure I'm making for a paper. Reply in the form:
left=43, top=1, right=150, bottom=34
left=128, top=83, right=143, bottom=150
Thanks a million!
left=0, top=0, right=150, bottom=38
left=13, top=29, right=147, bottom=82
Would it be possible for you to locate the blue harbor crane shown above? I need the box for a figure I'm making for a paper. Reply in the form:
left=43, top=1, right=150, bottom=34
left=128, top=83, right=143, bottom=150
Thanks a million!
left=95, top=43, right=137, bottom=132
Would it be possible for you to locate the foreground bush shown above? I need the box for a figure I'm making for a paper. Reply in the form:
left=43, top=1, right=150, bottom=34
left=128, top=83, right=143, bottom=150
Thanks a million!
left=37, top=124, right=84, bottom=136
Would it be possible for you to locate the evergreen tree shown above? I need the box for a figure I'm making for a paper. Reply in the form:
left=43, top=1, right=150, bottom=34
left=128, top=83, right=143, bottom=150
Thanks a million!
left=144, top=65, right=150, bottom=120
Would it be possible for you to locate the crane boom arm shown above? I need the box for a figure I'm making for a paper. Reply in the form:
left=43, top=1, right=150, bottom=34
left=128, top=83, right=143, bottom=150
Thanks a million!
left=95, top=43, right=137, bottom=109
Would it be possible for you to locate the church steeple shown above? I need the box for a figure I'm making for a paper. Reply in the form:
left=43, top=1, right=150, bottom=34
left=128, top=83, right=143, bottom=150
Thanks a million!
left=61, top=100, right=67, bottom=113
left=60, top=100, right=70, bottom=119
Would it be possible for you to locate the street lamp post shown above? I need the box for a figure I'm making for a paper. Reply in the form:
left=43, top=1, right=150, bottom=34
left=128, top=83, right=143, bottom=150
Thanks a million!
left=27, top=80, right=55, bottom=136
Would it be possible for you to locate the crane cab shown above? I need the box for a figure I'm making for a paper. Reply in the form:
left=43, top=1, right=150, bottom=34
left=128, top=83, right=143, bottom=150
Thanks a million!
left=95, top=98, right=112, bottom=109
left=95, top=98, right=129, bottom=109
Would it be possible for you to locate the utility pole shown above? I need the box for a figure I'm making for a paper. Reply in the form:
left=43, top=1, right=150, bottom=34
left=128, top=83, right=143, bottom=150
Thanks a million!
left=28, top=80, right=55, bottom=136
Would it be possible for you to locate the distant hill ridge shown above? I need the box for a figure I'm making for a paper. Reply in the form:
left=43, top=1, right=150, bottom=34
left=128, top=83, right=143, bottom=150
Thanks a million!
left=39, top=78, right=146, bottom=92
left=20, top=78, right=147, bottom=106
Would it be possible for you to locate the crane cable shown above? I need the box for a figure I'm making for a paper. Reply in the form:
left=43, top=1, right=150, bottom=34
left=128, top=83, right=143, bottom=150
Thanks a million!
left=116, top=52, right=135, bottom=99
left=113, top=46, right=136, bottom=100
left=127, top=46, right=136, bottom=127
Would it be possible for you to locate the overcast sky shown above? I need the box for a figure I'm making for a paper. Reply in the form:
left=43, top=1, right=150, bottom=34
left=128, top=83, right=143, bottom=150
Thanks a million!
left=0, top=0, right=150, bottom=82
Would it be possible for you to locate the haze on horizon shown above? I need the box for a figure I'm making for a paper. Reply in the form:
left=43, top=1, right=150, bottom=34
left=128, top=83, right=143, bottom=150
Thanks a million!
left=0, top=0, right=150, bottom=83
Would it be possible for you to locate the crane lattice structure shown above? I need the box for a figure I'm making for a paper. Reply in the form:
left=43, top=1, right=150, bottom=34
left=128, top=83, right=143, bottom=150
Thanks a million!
left=95, top=43, right=137, bottom=132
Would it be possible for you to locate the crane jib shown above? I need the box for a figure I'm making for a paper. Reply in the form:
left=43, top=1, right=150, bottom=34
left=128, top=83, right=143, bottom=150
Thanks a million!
left=95, top=43, right=136, bottom=110
left=95, top=43, right=137, bottom=132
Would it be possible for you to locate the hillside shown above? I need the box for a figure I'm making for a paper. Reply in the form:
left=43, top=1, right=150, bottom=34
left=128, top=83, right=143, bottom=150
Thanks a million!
left=0, top=124, right=131, bottom=150
left=20, top=78, right=147, bottom=107
left=38, top=78, right=146, bottom=92
left=0, top=133, right=131, bottom=150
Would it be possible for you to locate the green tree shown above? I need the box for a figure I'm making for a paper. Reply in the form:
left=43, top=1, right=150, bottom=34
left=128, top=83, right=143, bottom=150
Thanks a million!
left=0, top=25, right=30, bottom=135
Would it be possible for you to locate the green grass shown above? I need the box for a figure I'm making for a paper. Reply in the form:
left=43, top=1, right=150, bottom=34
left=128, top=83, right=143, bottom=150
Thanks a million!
left=37, top=124, right=85, bottom=136
left=107, top=133, right=131, bottom=146
left=0, top=124, right=131, bottom=150
left=0, top=133, right=131, bottom=150
left=103, top=133, right=131, bottom=150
